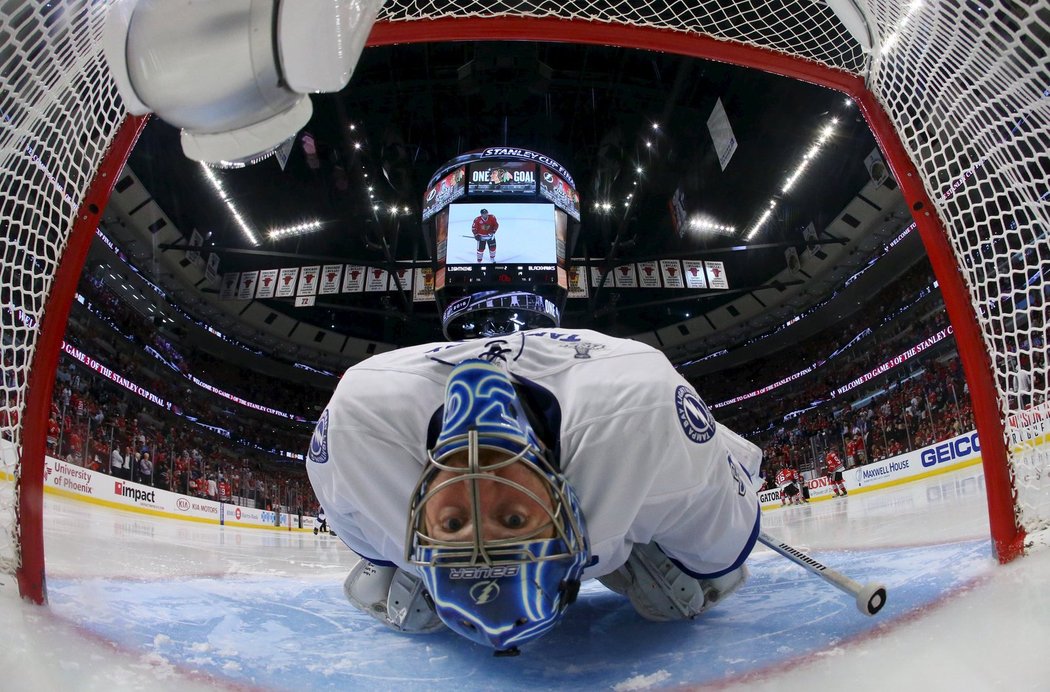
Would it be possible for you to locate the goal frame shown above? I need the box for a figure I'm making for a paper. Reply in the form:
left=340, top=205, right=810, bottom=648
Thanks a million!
left=9, top=13, right=1026, bottom=606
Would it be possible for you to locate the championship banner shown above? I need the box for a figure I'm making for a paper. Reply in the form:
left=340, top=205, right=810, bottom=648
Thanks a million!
left=637, top=261, right=661, bottom=288
left=236, top=271, right=259, bottom=300
left=342, top=265, right=365, bottom=293
left=319, top=264, right=343, bottom=295
left=255, top=269, right=279, bottom=298
left=219, top=272, right=239, bottom=300
left=297, top=265, right=320, bottom=296
left=660, top=259, right=684, bottom=288
left=567, top=263, right=588, bottom=298
left=682, top=260, right=708, bottom=289
left=365, top=267, right=389, bottom=292
left=670, top=188, right=687, bottom=238
left=187, top=229, right=203, bottom=265
left=274, top=134, right=295, bottom=171
left=276, top=267, right=299, bottom=298
left=205, top=252, right=220, bottom=285
left=413, top=267, right=435, bottom=302
left=613, top=264, right=638, bottom=288
left=389, top=265, right=414, bottom=292
left=705, top=260, right=729, bottom=289
left=707, top=97, right=738, bottom=171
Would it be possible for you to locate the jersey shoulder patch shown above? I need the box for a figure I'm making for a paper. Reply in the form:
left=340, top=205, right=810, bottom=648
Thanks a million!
left=674, top=385, right=716, bottom=444
left=309, top=409, right=330, bottom=464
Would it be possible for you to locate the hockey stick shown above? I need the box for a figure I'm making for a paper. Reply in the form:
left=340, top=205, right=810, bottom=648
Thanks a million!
left=758, top=531, right=887, bottom=616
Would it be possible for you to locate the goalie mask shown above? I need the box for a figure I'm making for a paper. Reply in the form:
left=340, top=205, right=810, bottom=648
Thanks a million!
left=406, top=359, right=590, bottom=652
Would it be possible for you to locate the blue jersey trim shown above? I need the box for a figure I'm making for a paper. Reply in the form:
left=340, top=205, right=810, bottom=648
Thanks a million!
left=663, top=502, right=761, bottom=579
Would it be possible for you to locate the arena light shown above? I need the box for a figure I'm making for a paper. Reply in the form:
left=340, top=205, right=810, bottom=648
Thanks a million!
left=745, top=199, right=778, bottom=240
left=104, top=0, right=382, bottom=166
left=200, top=164, right=259, bottom=246
left=745, top=116, right=837, bottom=240
left=267, top=220, right=323, bottom=242
left=687, top=215, right=737, bottom=237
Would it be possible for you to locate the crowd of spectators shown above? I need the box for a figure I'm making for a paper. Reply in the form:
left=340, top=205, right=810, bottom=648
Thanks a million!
left=78, top=275, right=331, bottom=421
left=38, top=272, right=335, bottom=515
left=697, top=259, right=983, bottom=484
left=71, top=275, right=327, bottom=453
left=10, top=247, right=1043, bottom=519
left=47, top=356, right=317, bottom=514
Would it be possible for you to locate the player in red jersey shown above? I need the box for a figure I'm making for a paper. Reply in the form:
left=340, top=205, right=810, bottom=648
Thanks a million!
left=775, top=466, right=803, bottom=505
left=845, top=432, right=866, bottom=467
left=471, top=208, right=499, bottom=262
left=825, top=449, right=848, bottom=497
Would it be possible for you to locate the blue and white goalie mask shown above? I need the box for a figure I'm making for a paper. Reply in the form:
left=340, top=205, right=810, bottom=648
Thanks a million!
left=406, top=359, right=590, bottom=652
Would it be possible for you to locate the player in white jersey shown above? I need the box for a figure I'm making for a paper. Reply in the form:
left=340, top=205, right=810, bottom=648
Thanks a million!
left=307, top=329, right=761, bottom=654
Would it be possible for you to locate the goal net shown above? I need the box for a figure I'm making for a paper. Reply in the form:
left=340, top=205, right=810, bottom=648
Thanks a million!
left=1, top=0, right=1047, bottom=603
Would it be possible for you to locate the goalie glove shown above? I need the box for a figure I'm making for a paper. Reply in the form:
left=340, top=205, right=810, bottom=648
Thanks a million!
left=343, top=559, right=445, bottom=633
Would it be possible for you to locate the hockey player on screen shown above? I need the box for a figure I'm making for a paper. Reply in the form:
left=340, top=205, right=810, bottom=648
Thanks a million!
left=825, top=448, right=848, bottom=497
left=471, top=208, right=499, bottom=262
left=307, top=329, right=761, bottom=654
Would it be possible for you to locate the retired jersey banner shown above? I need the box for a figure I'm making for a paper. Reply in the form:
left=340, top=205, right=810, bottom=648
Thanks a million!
left=705, top=260, right=729, bottom=289
left=255, top=269, right=279, bottom=298
left=365, top=267, right=389, bottom=292
left=319, top=264, right=343, bottom=295
left=389, top=265, right=414, bottom=292
left=567, top=263, right=588, bottom=298
left=297, top=266, right=320, bottom=296
left=660, top=259, right=684, bottom=288
left=613, top=264, right=638, bottom=288
left=413, top=267, right=435, bottom=302
left=590, top=266, right=607, bottom=288
left=637, top=261, right=661, bottom=288
left=682, top=260, right=708, bottom=289
left=219, top=272, right=239, bottom=300
left=276, top=267, right=299, bottom=298
left=236, top=271, right=259, bottom=300
left=342, top=265, right=365, bottom=293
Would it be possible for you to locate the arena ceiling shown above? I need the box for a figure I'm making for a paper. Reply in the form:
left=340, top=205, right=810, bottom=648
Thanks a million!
left=113, top=40, right=917, bottom=366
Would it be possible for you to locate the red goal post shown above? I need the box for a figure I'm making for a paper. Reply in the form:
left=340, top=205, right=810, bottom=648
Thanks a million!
left=1, top=1, right=1046, bottom=604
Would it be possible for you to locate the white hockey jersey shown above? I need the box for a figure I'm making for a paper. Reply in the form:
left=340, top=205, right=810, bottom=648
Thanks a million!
left=307, top=329, right=761, bottom=580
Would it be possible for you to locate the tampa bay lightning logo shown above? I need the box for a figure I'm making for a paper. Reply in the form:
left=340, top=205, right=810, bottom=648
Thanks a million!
left=469, top=580, right=501, bottom=605
left=675, top=385, right=716, bottom=444
left=309, top=409, right=330, bottom=464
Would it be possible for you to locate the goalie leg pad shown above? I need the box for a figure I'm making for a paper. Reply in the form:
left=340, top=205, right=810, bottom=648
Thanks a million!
left=598, top=542, right=749, bottom=621
left=343, top=559, right=445, bottom=634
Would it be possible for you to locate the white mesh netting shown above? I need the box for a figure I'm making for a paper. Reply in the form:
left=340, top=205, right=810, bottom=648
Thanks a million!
left=375, top=2, right=1050, bottom=538
left=862, top=0, right=1050, bottom=534
left=0, top=0, right=1047, bottom=591
left=0, top=1, right=126, bottom=579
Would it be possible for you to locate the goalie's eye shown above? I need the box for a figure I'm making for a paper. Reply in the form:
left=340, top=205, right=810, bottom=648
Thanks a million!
left=441, top=516, right=465, bottom=532
left=503, top=513, right=526, bottom=530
